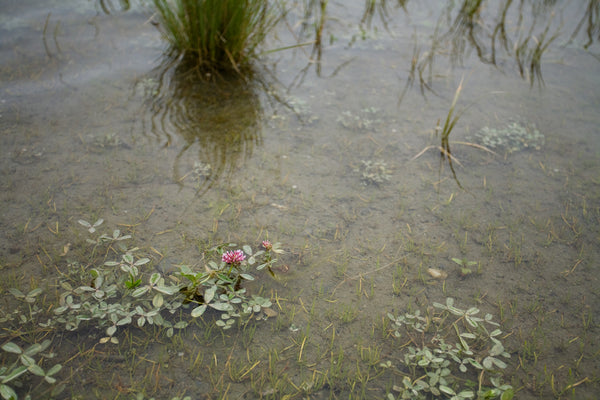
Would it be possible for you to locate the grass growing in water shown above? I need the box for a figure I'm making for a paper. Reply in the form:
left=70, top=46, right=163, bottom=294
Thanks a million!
left=152, top=0, right=277, bottom=72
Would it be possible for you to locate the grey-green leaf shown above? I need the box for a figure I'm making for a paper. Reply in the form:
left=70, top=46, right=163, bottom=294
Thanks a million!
left=1, top=343, right=22, bottom=355
left=204, top=286, right=216, bottom=304
left=1, top=365, right=27, bottom=383
left=191, top=305, right=207, bottom=318
left=439, top=385, right=456, bottom=395
left=0, top=383, right=18, bottom=399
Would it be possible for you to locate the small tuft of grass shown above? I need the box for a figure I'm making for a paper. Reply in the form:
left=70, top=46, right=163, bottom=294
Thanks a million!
left=152, top=0, right=278, bottom=73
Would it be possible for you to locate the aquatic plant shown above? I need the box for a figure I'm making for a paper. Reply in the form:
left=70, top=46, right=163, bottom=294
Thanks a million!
left=0, top=339, right=62, bottom=400
left=5, top=220, right=283, bottom=348
left=452, top=257, right=478, bottom=277
left=355, top=159, right=391, bottom=185
left=385, top=298, right=514, bottom=400
left=152, top=0, right=278, bottom=72
left=411, top=78, right=497, bottom=189
left=472, top=120, right=544, bottom=154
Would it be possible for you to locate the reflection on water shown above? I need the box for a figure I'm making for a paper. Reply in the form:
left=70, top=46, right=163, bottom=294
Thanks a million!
left=139, top=59, right=264, bottom=196
left=312, top=0, right=600, bottom=91
left=95, top=0, right=131, bottom=14
left=431, top=0, right=599, bottom=86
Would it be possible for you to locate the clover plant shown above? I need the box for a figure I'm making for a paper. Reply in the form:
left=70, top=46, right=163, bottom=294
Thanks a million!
left=385, top=298, right=514, bottom=400
left=1, top=220, right=285, bottom=398
left=0, top=339, right=63, bottom=399
left=5, top=220, right=283, bottom=348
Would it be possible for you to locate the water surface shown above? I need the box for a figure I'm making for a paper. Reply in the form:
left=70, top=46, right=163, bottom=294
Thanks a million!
left=1, top=0, right=599, bottom=398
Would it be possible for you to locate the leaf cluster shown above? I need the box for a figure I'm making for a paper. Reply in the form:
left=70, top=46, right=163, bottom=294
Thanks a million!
left=0, top=340, right=62, bottom=400
left=386, top=298, right=514, bottom=400
left=177, top=243, right=279, bottom=329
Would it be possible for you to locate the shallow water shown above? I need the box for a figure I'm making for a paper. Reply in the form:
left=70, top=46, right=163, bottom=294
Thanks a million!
left=1, top=0, right=599, bottom=399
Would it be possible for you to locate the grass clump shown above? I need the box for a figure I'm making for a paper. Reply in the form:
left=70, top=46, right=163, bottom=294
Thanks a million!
left=152, top=0, right=278, bottom=72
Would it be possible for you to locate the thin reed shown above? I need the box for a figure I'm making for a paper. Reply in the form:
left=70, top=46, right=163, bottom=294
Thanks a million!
left=153, top=0, right=276, bottom=72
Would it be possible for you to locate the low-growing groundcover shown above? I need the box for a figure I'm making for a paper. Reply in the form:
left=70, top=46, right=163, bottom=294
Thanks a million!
left=0, top=219, right=517, bottom=399
left=0, top=219, right=283, bottom=399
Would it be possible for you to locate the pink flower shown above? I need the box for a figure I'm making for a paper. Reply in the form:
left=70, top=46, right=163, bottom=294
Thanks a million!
left=262, top=240, right=272, bottom=251
left=222, top=250, right=246, bottom=264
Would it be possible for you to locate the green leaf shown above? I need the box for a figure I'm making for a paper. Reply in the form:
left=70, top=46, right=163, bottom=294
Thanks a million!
left=439, top=385, right=456, bottom=395
left=256, top=262, right=268, bottom=270
left=0, top=383, right=18, bottom=400
left=500, top=388, right=514, bottom=400
left=122, top=253, right=134, bottom=264
left=1, top=365, right=27, bottom=383
left=242, top=245, right=252, bottom=255
left=51, top=383, right=66, bottom=397
left=204, top=286, right=217, bottom=304
left=490, top=342, right=504, bottom=356
left=19, top=354, right=35, bottom=367
left=149, top=272, right=161, bottom=285
left=135, top=258, right=150, bottom=266
left=460, top=333, right=477, bottom=339
left=28, top=364, right=45, bottom=377
left=491, top=357, right=507, bottom=369
left=466, top=307, right=480, bottom=315
left=483, top=357, right=493, bottom=369
left=432, top=302, right=446, bottom=310
left=1, top=343, right=22, bottom=355
left=23, top=343, right=43, bottom=356
left=7, top=288, right=24, bottom=299
left=152, top=293, right=164, bottom=308
left=457, top=390, right=475, bottom=399
left=125, top=278, right=142, bottom=289
left=490, top=328, right=502, bottom=337
left=131, top=286, right=150, bottom=297
left=106, top=325, right=117, bottom=337
left=191, top=305, right=207, bottom=318
left=154, top=285, right=180, bottom=295
left=210, top=302, right=232, bottom=312
left=46, top=364, right=62, bottom=376
left=467, top=359, right=483, bottom=369
left=26, top=288, right=43, bottom=298
left=240, top=273, right=254, bottom=281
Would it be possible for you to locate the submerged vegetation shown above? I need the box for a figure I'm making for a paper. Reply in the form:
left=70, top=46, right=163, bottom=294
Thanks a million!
left=1, top=0, right=600, bottom=399
left=0, top=220, right=284, bottom=398
left=386, top=298, right=513, bottom=400
left=1, top=218, right=520, bottom=399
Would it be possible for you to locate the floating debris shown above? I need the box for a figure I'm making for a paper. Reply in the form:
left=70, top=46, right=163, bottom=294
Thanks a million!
left=427, top=268, right=448, bottom=279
